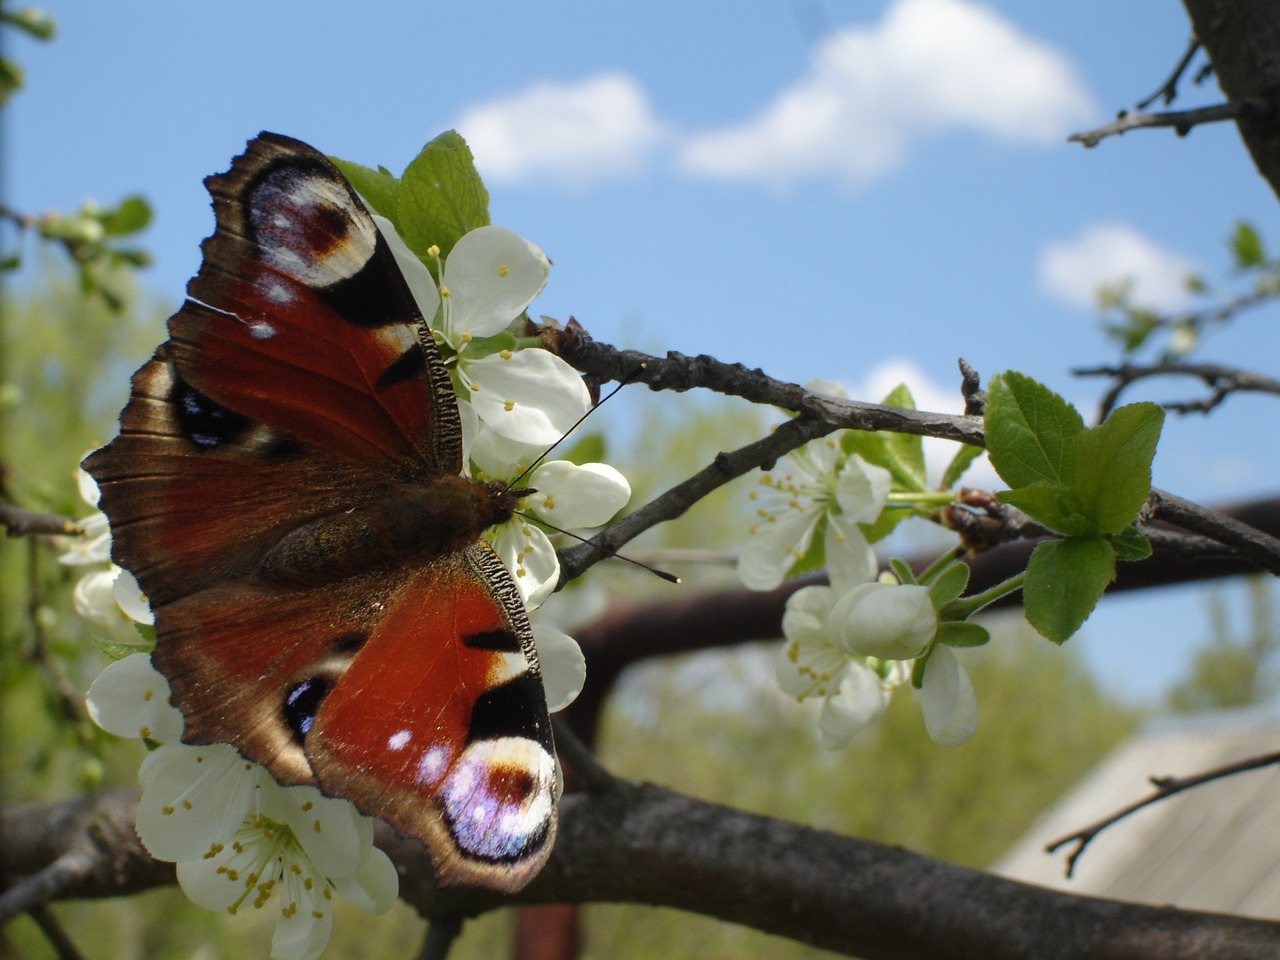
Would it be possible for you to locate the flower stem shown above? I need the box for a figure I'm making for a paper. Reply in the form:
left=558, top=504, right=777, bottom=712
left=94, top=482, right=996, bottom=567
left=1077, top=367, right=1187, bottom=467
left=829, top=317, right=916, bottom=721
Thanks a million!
left=886, top=491, right=957, bottom=508
left=914, top=547, right=965, bottom=586
left=943, top=572, right=1026, bottom=620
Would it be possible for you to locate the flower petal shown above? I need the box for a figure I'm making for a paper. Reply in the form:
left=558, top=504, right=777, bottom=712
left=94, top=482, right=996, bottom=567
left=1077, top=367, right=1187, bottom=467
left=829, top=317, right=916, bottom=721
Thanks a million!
left=112, top=568, right=154, bottom=625
left=817, top=662, right=889, bottom=749
left=532, top=624, right=586, bottom=712
left=738, top=504, right=821, bottom=591
left=86, top=654, right=184, bottom=743
left=823, top=514, right=877, bottom=595
left=136, top=744, right=263, bottom=861
left=444, top=226, right=549, bottom=339
left=466, top=348, right=591, bottom=445
left=60, top=512, right=111, bottom=565
left=468, top=422, right=543, bottom=479
left=77, top=464, right=101, bottom=508
left=264, top=785, right=365, bottom=880
left=332, top=846, right=399, bottom=915
left=920, top=645, right=978, bottom=747
left=489, top=519, right=560, bottom=608
left=834, top=453, right=891, bottom=523
left=529, top=461, right=630, bottom=528
left=74, top=569, right=146, bottom=645
left=270, top=891, right=334, bottom=960
left=372, top=215, right=440, bottom=322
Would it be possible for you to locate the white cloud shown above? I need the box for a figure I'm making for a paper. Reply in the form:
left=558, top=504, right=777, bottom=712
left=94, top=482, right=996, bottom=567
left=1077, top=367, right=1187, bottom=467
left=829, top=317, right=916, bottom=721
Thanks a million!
left=454, top=73, right=668, bottom=186
left=1038, top=222, right=1200, bottom=310
left=678, top=0, right=1096, bottom=187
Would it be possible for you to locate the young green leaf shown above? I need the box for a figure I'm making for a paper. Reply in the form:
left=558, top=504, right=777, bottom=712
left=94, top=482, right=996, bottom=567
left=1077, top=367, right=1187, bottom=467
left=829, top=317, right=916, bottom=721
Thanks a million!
left=400, top=131, right=490, bottom=259
left=1070, top=402, right=1163, bottom=535
left=1023, top=537, right=1117, bottom=645
left=878, top=384, right=928, bottom=492
left=985, top=372, right=1085, bottom=488
left=332, top=159, right=402, bottom=225
left=936, top=621, right=991, bottom=647
left=100, top=196, right=151, bottom=236
left=928, top=562, right=970, bottom=607
left=996, top=482, right=1095, bottom=537
left=941, top=442, right=984, bottom=489
left=1231, top=221, right=1265, bottom=269
left=890, top=557, right=917, bottom=585
left=1110, top=526, right=1152, bottom=561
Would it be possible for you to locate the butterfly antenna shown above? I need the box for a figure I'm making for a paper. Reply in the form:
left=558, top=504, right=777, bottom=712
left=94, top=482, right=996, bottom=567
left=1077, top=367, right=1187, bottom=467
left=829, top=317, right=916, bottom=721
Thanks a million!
left=506, top=363, right=648, bottom=492
left=519, top=511, right=681, bottom=584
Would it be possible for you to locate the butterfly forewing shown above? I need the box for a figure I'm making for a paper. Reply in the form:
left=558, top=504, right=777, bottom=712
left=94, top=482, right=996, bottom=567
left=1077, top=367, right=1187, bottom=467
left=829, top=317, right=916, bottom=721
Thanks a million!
left=83, top=132, right=557, bottom=892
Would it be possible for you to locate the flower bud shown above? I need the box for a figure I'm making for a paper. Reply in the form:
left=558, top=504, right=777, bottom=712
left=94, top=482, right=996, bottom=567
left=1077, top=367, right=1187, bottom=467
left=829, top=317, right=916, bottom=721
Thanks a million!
left=827, top=581, right=937, bottom=660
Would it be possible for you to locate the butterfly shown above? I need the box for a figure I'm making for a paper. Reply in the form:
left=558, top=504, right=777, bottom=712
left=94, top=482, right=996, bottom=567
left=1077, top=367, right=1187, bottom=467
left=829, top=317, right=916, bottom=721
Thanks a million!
left=83, top=132, right=558, bottom=893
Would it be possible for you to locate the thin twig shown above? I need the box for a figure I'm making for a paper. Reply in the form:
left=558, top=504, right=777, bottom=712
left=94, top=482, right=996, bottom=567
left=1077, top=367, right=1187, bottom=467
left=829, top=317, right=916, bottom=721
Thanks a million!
left=23, top=540, right=95, bottom=747
left=1076, top=362, right=1280, bottom=419
left=1136, top=38, right=1203, bottom=109
left=0, top=503, right=82, bottom=538
left=1046, top=748, right=1280, bottom=877
left=551, top=718, right=616, bottom=794
left=1069, top=100, right=1268, bottom=148
left=28, top=904, right=88, bottom=960
left=557, top=415, right=838, bottom=584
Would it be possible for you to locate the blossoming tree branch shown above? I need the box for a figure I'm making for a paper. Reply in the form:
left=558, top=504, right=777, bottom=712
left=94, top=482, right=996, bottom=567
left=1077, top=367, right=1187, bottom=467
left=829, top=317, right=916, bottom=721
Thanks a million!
left=9, top=7, right=1280, bottom=953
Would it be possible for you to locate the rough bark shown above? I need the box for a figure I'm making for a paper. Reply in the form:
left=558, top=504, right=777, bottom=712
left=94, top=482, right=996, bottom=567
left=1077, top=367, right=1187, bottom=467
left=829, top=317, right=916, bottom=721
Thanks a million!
left=1182, top=0, right=1280, bottom=199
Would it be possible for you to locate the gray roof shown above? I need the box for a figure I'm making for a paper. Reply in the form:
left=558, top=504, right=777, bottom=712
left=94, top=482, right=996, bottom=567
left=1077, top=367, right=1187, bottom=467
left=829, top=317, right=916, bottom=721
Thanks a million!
left=993, top=706, right=1280, bottom=918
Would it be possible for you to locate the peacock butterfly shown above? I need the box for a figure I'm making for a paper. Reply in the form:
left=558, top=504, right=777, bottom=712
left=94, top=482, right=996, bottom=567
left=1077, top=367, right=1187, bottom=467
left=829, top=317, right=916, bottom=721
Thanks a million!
left=82, top=132, right=558, bottom=892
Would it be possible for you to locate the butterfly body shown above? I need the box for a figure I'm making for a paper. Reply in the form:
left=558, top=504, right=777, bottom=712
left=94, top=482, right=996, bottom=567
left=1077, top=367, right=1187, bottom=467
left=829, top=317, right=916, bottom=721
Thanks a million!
left=84, top=133, right=557, bottom=892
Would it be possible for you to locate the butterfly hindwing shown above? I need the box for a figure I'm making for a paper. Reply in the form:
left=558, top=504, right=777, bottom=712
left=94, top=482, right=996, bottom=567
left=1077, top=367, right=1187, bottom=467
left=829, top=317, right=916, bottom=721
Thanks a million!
left=83, top=132, right=557, bottom=892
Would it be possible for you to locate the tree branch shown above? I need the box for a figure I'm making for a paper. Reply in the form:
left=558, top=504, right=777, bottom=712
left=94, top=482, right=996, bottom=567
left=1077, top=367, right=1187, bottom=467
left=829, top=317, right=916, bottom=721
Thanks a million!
left=8, top=787, right=1280, bottom=960
left=544, top=321, right=985, bottom=446
left=1076, top=362, right=1280, bottom=419
left=1045, top=748, right=1280, bottom=879
left=1149, top=487, right=1280, bottom=576
left=1068, top=100, right=1270, bottom=148
left=1136, top=37, right=1204, bottom=109
left=0, top=503, right=82, bottom=539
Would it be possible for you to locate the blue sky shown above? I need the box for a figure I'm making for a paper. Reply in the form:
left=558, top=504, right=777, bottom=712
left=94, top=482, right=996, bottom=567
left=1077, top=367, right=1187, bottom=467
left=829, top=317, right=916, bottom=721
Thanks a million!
left=9, top=1, right=1280, bottom=702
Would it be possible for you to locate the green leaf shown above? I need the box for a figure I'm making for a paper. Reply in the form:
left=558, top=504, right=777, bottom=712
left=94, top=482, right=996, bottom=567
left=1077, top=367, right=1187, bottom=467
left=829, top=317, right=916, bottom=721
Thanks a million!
left=936, top=621, right=991, bottom=647
left=399, top=130, right=490, bottom=259
left=3, top=7, right=57, bottom=39
left=985, top=372, right=1085, bottom=488
left=941, top=442, right=984, bottom=489
left=1231, top=221, right=1265, bottom=269
left=878, top=384, right=927, bottom=492
left=858, top=504, right=913, bottom=545
left=890, top=557, right=917, bottom=585
left=1071, top=402, right=1164, bottom=535
left=928, top=562, right=970, bottom=607
left=997, top=482, right=1096, bottom=537
left=100, top=195, right=151, bottom=236
left=332, top=159, right=402, bottom=224
left=1110, top=526, right=1152, bottom=561
left=1023, top=537, right=1117, bottom=645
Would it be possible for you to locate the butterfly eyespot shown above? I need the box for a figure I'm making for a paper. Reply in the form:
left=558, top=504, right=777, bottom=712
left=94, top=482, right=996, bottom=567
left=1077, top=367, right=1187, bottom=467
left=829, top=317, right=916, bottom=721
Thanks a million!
left=282, top=676, right=334, bottom=745
left=173, top=378, right=251, bottom=449
left=440, top=737, right=555, bottom=864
